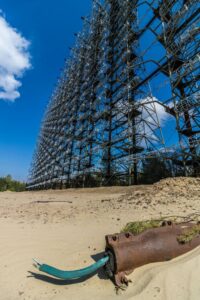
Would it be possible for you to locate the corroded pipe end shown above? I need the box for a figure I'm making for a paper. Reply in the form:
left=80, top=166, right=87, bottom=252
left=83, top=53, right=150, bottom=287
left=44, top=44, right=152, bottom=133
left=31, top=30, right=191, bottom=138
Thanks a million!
left=105, top=222, right=200, bottom=287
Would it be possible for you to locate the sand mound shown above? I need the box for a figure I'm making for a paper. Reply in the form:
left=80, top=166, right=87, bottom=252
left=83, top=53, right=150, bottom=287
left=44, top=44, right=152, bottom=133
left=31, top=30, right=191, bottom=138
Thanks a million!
left=116, top=177, right=200, bottom=215
left=154, top=176, right=200, bottom=192
left=124, top=246, right=200, bottom=300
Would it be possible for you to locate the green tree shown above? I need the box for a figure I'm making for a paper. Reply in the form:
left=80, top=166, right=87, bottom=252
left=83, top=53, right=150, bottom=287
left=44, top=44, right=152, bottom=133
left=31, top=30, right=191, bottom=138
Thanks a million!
left=141, top=157, right=172, bottom=184
left=0, top=175, right=26, bottom=192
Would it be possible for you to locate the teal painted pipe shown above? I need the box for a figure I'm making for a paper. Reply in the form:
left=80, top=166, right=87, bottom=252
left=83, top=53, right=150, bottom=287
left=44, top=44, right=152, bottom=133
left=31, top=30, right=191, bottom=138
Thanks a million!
left=33, top=256, right=109, bottom=280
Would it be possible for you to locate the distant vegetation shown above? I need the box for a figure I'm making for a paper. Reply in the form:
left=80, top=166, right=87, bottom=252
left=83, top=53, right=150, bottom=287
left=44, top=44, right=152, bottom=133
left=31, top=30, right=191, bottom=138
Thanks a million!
left=0, top=175, right=26, bottom=192
left=140, top=157, right=173, bottom=184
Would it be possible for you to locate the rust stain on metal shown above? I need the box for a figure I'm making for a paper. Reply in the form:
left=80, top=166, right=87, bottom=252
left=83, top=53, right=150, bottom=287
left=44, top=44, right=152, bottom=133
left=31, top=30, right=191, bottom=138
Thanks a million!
left=104, top=222, right=200, bottom=287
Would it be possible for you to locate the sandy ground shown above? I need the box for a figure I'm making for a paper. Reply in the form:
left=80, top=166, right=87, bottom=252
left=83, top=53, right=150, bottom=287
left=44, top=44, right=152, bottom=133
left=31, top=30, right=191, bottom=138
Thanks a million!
left=0, top=177, right=200, bottom=300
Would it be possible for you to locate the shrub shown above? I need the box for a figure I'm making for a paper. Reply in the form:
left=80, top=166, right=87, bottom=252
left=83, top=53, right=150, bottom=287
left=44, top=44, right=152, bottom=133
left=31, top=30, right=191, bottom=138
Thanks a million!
left=0, top=175, right=26, bottom=192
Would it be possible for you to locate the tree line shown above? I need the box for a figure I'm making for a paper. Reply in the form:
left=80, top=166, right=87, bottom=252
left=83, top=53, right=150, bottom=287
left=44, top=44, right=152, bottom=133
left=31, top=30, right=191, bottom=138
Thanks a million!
left=0, top=175, right=26, bottom=192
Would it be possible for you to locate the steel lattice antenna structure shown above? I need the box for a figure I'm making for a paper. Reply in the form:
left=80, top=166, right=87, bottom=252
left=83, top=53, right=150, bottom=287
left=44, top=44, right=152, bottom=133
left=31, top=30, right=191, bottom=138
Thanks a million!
left=28, top=0, right=200, bottom=190
left=145, top=0, right=200, bottom=176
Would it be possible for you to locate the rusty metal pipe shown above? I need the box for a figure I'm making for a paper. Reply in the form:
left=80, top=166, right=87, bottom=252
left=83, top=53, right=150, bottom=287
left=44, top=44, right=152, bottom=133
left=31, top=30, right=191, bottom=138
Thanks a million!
left=104, top=222, right=200, bottom=286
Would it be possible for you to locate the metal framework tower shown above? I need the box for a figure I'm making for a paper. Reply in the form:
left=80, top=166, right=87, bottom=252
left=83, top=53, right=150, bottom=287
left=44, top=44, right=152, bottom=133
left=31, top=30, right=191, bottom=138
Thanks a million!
left=28, top=0, right=200, bottom=189
left=151, top=0, right=200, bottom=174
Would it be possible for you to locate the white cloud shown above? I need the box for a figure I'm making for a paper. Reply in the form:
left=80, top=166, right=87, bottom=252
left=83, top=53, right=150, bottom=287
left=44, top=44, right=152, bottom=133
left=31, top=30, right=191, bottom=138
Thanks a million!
left=0, top=13, right=31, bottom=101
left=140, top=96, right=170, bottom=127
left=138, top=96, right=173, bottom=147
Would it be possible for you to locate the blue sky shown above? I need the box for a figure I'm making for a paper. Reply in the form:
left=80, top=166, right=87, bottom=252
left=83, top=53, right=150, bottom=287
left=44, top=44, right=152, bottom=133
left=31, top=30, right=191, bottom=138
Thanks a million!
left=0, top=0, right=91, bottom=181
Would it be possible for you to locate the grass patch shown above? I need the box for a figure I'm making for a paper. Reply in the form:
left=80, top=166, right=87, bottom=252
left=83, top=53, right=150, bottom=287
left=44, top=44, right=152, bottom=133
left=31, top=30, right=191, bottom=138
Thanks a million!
left=122, top=218, right=200, bottom=244
left=121, top=219, right=163, bottom=235
left=177, top=224, right=200, bottom=244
